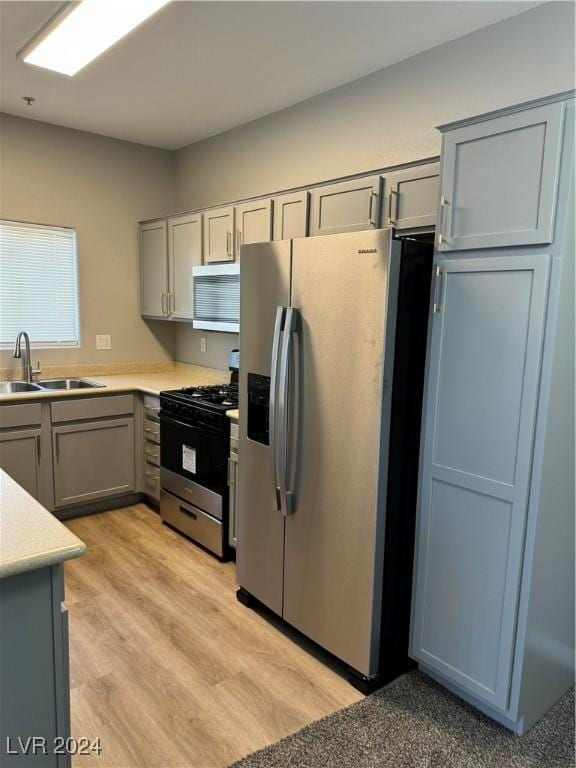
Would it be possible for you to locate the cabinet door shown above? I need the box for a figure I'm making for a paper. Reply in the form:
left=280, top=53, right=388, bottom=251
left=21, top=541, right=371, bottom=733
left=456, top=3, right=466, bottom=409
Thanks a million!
left=272, top=191, right=309, bottom=240
left=0, top=429, right=41, bottom=499
left=309, top=175, right=381, bottom=236
left=384, top=163, right=439, bottom=231
left=410, top=255, right=550, bottom=711
left=53, top=418, right=135, bottom=507
left=168, top=214, right=202, bottom=320
left=439, top=103, right=564, bottom=251
left=140, top=221, right=168, bottom=318
left=235, top=199, right=272, bottom=255
left=203, top=206, right=235, bottom=263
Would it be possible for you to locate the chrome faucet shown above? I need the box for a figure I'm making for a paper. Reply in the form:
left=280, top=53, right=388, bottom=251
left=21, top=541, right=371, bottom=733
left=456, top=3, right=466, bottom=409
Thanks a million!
left=13, top=331, right=41, bottom=383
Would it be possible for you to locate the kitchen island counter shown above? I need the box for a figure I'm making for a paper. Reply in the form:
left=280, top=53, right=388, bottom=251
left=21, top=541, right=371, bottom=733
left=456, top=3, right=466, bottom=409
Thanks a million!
left=0, top=468, right=86, bottom=579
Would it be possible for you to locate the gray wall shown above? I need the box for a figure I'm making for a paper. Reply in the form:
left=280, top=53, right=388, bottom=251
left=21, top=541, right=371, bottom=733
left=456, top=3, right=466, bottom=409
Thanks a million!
left=176, top=2, right=575, bottom=208
left=175, top=328, right=239, bottom=372
left=173, top=1, right=575, bottom=369
left=0, top=115, right=177, bottom=369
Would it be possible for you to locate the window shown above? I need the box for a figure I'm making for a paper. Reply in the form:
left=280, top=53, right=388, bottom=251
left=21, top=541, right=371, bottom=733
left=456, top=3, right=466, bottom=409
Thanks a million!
left=0, top=220, right=80, bottom=348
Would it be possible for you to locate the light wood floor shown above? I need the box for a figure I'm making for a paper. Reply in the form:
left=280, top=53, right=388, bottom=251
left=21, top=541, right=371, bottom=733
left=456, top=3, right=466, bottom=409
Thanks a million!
left=64, top=504, right=362, bottom=768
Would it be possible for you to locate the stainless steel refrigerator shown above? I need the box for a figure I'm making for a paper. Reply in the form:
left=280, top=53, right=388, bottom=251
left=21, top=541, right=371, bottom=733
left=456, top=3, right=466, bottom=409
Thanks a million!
left=237, top=228, right=432, bottom=691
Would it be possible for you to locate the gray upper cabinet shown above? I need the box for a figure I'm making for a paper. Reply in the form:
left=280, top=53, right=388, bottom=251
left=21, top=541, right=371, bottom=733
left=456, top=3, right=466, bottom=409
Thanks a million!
left=140, top=220, right=169, bottom=318
left=203, top=205, right=235, bottom=263
left=0, top=429, right=42, bottom=500
left=236, top=199, right=272, bottom=253
left=273, top=191, right=309, bottom=240
left=309, top=175, right=381, bottom=236
left=384, top=163, right=439, bottom=232
left=438, top=103, right=564, bottom=251
left=53, top=417, right=135, bottom=508
left=410, top=254, right=550, bottom=711
left=168, top=213, right=202, bottom=320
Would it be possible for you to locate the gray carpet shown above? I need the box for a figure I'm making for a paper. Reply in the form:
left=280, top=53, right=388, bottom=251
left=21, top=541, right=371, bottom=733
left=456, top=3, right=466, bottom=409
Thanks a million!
left=231, top=671, right=574, bottom=768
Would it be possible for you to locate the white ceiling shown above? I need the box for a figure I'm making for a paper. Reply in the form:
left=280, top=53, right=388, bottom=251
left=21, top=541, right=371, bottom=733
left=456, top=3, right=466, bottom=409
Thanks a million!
left=1, top=1, right=542, bottom=150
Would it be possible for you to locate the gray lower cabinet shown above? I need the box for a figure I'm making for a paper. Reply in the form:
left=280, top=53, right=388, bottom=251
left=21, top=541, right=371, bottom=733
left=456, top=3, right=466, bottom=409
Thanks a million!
left=52, top=418, right=135, bottom=508
left=0, top=564, right=71, bottom=767
left=383, top=163, right=439, bottom=232
left=309, top=175, right=381, bottom=236
left=0, top=429, right=42, bottom=500
left=140, top=220, right=169, bottom=318
left=142, top=395, right=160, bottom=504
left=273, top=191, right=309, bottom=240
left=411, top=255, right=550, bottom=711
left=438, top=102, right=564, bottom=251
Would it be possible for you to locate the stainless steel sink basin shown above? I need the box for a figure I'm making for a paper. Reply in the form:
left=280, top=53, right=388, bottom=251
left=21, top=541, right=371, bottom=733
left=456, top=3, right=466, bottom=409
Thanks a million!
left=37, top=378, right=105, bottom=390
left=0, top=380, right=43, bottom=393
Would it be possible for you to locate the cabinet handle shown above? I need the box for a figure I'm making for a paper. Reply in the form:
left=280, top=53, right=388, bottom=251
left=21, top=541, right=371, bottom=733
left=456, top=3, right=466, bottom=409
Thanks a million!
left=226, top=232, right=232, bottom=258
left=433, top=265, right=444, bottom=313
left=236, top=230, right=242, bottom=255
left=144, top=428, right=158, bottom=435
left=368, top=191, right=378, bottom=227
left=179, top=505, right=197, bottom=521
left=170, top=293, right=175, bottom=312
left=438, top=196, right=449, bottom=246
left=55, top=433, right=60, bottom=461
left=36, top=435, right=41, bottom=463
left=160, top=292, right=166, bottom=315
left=388, top=189, right=398, bottom=226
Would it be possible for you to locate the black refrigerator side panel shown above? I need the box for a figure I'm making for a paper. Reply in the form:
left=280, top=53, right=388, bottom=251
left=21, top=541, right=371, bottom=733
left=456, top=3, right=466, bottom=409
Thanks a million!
left=379, top=238, right=434, bottom=677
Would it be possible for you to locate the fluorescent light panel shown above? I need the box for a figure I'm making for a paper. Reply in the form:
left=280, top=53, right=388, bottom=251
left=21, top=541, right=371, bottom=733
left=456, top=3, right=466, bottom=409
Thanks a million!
left=23, top=0, right=170, bottom=76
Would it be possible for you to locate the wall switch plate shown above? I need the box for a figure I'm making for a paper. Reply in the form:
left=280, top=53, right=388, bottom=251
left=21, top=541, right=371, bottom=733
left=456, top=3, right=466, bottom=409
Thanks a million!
left=200, top=336, right=207, bottom=353
left=96, top=334, right=112, bottom=350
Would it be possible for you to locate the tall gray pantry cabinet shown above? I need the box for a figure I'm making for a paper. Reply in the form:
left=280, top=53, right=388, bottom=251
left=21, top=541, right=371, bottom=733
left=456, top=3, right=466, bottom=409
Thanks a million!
left=410, top=92, right=575, bottom=733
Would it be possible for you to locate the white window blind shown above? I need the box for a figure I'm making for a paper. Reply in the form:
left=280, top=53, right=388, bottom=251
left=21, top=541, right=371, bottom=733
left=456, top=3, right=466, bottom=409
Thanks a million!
left=0, top=220, right=80, bottom=348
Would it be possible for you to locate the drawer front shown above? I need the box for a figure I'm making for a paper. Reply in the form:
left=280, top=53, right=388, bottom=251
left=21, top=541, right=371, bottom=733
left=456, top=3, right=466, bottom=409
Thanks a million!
left=51, top=394, right=134, bottom=423
left=144, top=443, right=160, bottom=467
left=230, top=421, right=239, bottom=452
left=143, top=395, right=160, bottom=422
left=143, top=418, right=160, bottom=444
left=0, top=402, right=42, bottom=428
left=161, top=489, right=223, bottom=557
left=143, top=464, right=160, bottom=500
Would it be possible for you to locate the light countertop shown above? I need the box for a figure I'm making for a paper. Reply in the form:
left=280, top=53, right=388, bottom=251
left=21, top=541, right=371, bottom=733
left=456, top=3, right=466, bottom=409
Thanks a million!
left=226, top=409, right=239, bottom=420
left=0, top=363, right=230, bottom=403
left=0, top=469, right=86, bottom=579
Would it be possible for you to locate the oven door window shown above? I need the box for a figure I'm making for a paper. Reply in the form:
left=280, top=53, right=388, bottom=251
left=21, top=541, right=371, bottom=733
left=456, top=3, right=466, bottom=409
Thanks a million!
left=160, top=415, right=228, bottom=496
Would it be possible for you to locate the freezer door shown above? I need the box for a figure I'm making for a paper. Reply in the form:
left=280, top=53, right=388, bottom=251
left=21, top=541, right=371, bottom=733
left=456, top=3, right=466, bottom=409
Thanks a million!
left=236, top=240, right=292, bottom=615
left=283, top=229, right=400, bottom=676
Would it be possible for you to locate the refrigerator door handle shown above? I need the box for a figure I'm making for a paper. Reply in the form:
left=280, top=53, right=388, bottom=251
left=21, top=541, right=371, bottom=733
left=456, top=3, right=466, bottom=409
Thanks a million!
left=278, top=307, right=298, bottom=516
left=270, top=306, right=286, bottom=511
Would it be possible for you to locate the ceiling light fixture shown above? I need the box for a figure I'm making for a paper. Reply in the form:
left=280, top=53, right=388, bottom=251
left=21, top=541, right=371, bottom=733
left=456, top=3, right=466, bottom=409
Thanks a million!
left=18, top=0, right=170, bottom=77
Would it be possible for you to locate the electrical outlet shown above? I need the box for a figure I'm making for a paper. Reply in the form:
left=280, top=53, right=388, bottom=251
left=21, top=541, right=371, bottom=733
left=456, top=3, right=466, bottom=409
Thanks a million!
left=96, top=334, right=112, bottom=351
left=200, top=336, right=207, bottom=353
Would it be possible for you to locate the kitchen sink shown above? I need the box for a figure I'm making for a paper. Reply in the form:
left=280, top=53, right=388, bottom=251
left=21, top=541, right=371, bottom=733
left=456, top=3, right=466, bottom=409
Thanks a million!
left=36, top=378, right=105, bottom=390
left=0, top=381, right=44, bottom=393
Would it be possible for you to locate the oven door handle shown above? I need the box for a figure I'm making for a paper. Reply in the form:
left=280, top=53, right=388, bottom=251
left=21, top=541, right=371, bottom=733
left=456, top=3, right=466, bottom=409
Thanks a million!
left=160, top=412, right=223, bottom=436
left=270, top=306, right=286, bottom=513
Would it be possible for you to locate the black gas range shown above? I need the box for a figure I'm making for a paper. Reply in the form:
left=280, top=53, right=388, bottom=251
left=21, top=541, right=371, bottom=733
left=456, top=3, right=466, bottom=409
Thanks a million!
left=159, top=380, right=238, bottom=560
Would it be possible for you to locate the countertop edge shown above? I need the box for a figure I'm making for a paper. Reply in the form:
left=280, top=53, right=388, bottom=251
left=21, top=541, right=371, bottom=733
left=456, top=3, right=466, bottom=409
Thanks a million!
left=1, top=541, right=87, bottom=580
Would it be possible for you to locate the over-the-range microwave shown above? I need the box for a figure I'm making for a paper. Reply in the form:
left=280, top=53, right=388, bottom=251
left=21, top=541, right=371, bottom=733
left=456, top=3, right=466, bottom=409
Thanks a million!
left=192, top=263, right=240, bottom=333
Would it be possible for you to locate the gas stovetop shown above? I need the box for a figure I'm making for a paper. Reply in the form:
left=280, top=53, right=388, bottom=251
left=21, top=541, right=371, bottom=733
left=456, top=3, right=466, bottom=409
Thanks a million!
left=161, top=384, right=239, bottom=413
